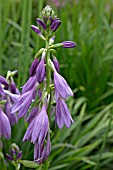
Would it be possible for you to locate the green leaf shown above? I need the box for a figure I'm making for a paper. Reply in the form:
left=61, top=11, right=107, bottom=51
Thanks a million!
left=19, top=160, right=41, bottom=168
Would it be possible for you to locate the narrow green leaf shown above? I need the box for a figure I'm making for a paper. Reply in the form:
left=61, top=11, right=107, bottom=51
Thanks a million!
left=19, top=160, right=40, bottom=168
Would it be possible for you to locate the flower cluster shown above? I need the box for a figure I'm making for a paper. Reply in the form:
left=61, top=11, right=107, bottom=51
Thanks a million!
left=11, top=5, right=76, bottom=164
left=0, top=71, right=20, bottom=140
left=6, top=143, right=22, bottom=161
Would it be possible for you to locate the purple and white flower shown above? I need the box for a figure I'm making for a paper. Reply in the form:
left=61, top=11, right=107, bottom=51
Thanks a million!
left=0, top=107, right=11, bottom=139
left=56, top=98, right=74, bottom=128
left=36, top=53, right=46, bottom=84
left=54, top=70, right=73, bottom=100
left=30, top=58, right=39, bottom=77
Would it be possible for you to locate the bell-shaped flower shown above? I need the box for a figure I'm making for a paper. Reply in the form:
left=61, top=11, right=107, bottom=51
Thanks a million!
left=31, top=103, right=49, bottom=144
left=54, top=70, right=73, bottom=99
left=0, top=107, right=11, bottom=139
left=30, top=59, right=39, bottom=77
left=34, top=134, right=51, bottom=164
left=36, top=52, right=46, bottom=83
left=52, top=56, right=60, bottom=72
left=26, top=106, right=39, bottom=123
left=23, top=118, right=36, bottom=142
left=56, top=98, right=74, bottom=128
left=11, top=86, right=36, bottom=118
left=22, top=75, right=37, bottom=94
left=5, top=99, right=18, bottom=126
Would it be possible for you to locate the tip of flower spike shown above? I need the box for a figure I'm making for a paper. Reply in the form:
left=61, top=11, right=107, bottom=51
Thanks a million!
left=41, top=5, right=55, bottom=19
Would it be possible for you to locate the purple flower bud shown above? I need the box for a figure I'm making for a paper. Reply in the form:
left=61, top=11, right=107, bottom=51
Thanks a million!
left=6, top=154, right=13, bottom=161
left=36, top=54, right=46, bottom=84
left=22, top=75, right=37, bottom=94
left=31, top=104, right=49, bottom=144
left=0, top=76, right=9, bottom=88
left=0, top=107, right=11, bottom=139
left=56, top=98, right=74, bottom=128
left=52, top=56, right=60, bottom=72
left=62, top=41, right=76, bottom=48
left=36, top=18, right=46, bottom=30
left=31, top=25, right=42, bottom=35
left=9, top=148, right=16, bottom=155
left=50, top=19, right=61, bottom=32
left=30, top=59, right=39, bottom=77
left=17, top=151, right=22, bottom=160
left=54, top=71, right=73, bottom=100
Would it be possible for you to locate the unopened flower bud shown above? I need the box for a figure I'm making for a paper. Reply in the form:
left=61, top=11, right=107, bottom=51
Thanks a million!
left=50, top=18, right=61, bottom=32
left=41, top=5, right=55, bottom=19
left=36, top=18, right=46, bottom=30
left=62, top=41, right=77, bottom=48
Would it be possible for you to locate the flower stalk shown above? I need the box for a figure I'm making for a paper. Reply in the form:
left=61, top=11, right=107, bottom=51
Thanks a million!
left=11, top=5, right=76, bottom=165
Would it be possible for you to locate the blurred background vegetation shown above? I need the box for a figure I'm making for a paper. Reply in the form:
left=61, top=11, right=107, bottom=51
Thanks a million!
left=1, top=0, right=113, bottom=169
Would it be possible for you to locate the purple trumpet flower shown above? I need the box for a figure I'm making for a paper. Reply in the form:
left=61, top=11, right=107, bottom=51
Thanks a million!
left=31, top=25, right=42, bottom=35
left=31, top=104, right=49, bottom=144
left=62, top=41, right=76, bottom=48
left=23, top=118, right=35, bottom=142
left=34, top=134, right=51, bottom=164
left=23, top=103, right=49, bottom=144
left=11, top=86, right=36, bottom=118
left=26, top=106, right=39, bottom=123
left=5, top=99, right=18, bottom=126
left=52, top=56, right=60, bottom=72
left=36, top=18, right=46, bottom=30
left=0, top=107, right=11, bottom=139
left=56, top=98, right=74, bottom=128
left=54, top=70, right=73, bottom=100
left=30, top=59, right=39, bottom=77
left=36, top=54, right=46, bottom=83
left=50, top=18, right=61, bottom=32
left=22, top=75, right=37, bottom=94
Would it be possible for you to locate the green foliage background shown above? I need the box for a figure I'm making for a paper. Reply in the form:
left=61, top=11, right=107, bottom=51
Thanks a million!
left=1, top=0, right=113, bottom=169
